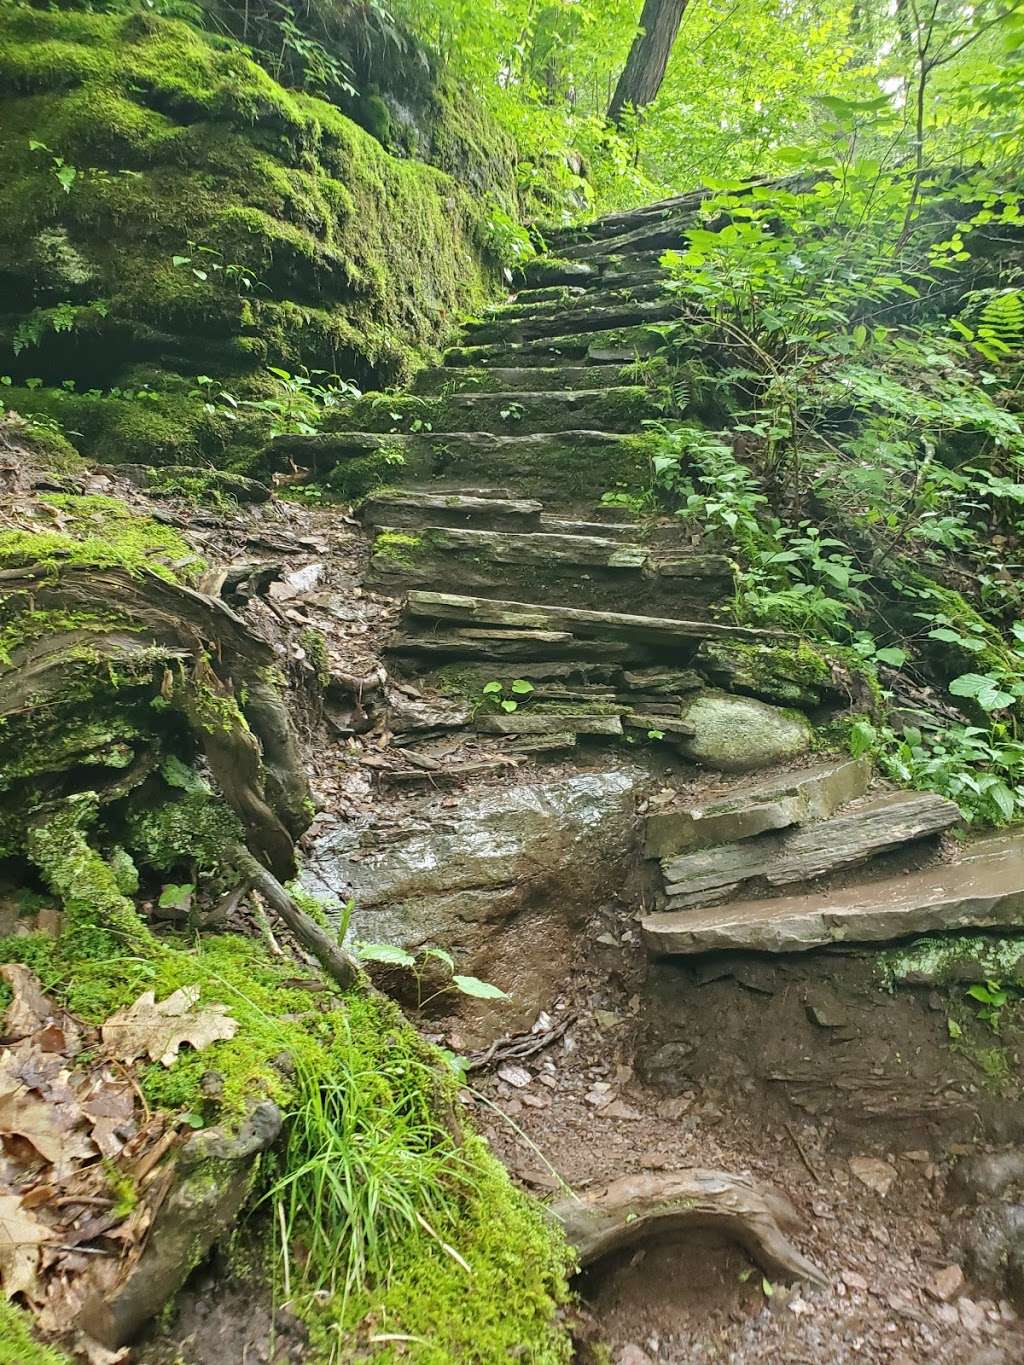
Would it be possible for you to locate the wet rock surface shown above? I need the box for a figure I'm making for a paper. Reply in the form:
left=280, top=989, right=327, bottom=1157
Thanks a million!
left=306, top=767, right=642, bottom=1035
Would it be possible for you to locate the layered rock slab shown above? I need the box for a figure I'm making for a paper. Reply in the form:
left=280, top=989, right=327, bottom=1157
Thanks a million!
left=643, top=756, right=872, bottom=858
left=658, top=789, right=961, bottom=909
left=642, top=831, right=1024, bottom=955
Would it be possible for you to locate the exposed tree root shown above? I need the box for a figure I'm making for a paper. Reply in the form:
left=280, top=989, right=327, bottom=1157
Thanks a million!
left=549, top=1169, right=829, bottom=1287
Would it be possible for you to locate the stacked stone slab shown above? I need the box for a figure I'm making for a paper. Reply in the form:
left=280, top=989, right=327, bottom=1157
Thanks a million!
left=335, top=196, right=1024, bottom=951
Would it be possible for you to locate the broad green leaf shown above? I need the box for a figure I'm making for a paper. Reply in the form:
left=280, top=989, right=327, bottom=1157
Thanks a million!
left=452, top=975, right=509, bottom=1000
left=875, top=648, right=907, bottom=667
left=356, top=943, right=416, bottom=968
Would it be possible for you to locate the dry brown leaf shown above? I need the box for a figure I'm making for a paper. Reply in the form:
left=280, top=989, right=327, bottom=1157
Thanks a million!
left=100, top=987, right=237, bottom=1068
left=0, top=966, right=56, bottom=1043
left=0, top=1192, right=52, bottom=1300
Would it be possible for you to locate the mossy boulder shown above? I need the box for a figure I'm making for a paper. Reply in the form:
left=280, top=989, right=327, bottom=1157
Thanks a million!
left=679, top=689, right=814, bottom=772
left=0, top=6, right=508, bottom=466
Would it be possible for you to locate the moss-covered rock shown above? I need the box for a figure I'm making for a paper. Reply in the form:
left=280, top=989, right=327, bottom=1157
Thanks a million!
left=0, top=6, right=508, bottom=465
left=679, top=689, right=814, bottom=772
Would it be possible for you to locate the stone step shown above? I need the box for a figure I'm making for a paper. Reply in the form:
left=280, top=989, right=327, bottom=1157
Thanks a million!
left=337, top=388, right=658, bottom=437
left=463, top=298, right=680, bottom=345
left=402, top=590, right=788, bottom=652
left=367, top=525, right=732, bottom=614
left=287, top=429, right=651, bottom=504
left=475, top=711, right=624, bottom=738
left=389, top=629, right=653, bottom=666
left=358, top=490, right=544, bottom=532
left=544, top=191, right=707, bottom=250
left=558, top=216, right=690, bottom=263
left=518, top=258, right=599, bottom=289
left=411, top=366, right=631, bottom=395
left=643, top=756, right=872, bottom=859
left=443, top=324, right=661, bottom=369
left=482, top=280, right=666, bottom=325
left=515, top=251, right=666, bottom=291
left=500, top=284, right=588, bottom=307
left=641, top=830, right=1024, bottom=956
left=656, top=790, right=961, bottom=911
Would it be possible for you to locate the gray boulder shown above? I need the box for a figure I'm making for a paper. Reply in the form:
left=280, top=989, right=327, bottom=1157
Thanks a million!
left=678, top=690, right=813, bottom=772
left=306, top=769, right=641, bottom=1038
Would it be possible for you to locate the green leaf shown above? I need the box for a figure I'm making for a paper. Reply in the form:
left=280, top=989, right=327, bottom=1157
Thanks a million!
left=171, top=255, right=191, bottom=267
left=423, top=946, right=455, bottom=971
left=874, top=648, right=907, bottom=667
left=948, top=673, right=992, bottom=698
left=988, top=782, right=1016, bottom=821
left=356, top=943, right=416, bottom=968
left=481, top=681, right=503, bottom=695
left=977, top=685, right=1015, bottom=712
left=452, top=975, right=509, bottom=1000
left=510, top=680, right=535, bottom=695
left=55, top=164, right=77, bottom=194
left=158, top=882, right=194, bottom=911
left=499, top=699, right=518, bottom=712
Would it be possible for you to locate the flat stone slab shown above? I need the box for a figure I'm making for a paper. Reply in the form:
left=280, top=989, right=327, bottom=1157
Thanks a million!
left=641, top=829, right=1024, bottom=957
left=413, top=365, right=628, bottom=395
left=643, top=757, right=872, bottom=858
left=659, top=790, right=960, bottom=907
left=388, top=629, right=646, bottom=664
left=359, top=491, right=543, bottom=531
left=403, top=591, right=787, bottom=649
left=476, top=711, right=623, bottom=737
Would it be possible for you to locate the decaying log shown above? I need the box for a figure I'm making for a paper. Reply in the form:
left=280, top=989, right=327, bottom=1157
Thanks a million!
left=549, top=1169, right=828, bottom=1286
left=2, top=563, right=310, bottom=878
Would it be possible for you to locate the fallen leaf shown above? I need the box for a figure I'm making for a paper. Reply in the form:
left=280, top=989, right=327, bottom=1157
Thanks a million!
left=0, top=966, right=56, bottom=1042
left=100, top=988, right=237, bottom=1068
left=0, top=1193, right=52, bottom=1300
left=849, top=1155, right=897, bottom=1197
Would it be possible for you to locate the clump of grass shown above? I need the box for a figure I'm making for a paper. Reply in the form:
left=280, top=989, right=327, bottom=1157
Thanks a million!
left=266, top=1013, right=475, bottom=1305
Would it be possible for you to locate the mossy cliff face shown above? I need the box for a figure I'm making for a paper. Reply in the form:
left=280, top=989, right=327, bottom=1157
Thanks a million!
left=0, top=5, right=506, bottom=466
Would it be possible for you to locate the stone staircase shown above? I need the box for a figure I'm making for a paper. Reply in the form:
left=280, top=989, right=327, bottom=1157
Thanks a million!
left=327, top=196, right=1024, bottom=958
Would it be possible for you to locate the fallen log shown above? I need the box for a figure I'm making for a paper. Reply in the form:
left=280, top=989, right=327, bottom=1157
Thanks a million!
left=548, top=1169, right=828, bottom=1286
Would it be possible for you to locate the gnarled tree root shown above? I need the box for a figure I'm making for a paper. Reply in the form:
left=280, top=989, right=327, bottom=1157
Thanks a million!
left=76, top=1102, right=284, bottom=1350
left=549, top=1169, right=829, bottom=1287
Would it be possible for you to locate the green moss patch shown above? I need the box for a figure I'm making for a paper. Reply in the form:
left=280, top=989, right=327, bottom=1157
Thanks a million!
left=0, top=7, right=503, bottom=465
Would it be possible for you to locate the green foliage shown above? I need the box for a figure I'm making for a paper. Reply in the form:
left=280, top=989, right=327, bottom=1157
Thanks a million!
left=0, top=1301, right=72, bottom=1365
left=354, top=941, right=510, bottom=1007
left=478, top=677, right=535, bottom=714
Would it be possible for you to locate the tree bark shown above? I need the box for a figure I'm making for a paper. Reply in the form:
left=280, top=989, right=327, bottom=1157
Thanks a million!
left=608, top=0, right=689, bottom=126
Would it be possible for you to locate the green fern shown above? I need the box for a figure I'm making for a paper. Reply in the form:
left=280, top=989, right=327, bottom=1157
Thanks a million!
left=970, top=290, right=1024, bottom=363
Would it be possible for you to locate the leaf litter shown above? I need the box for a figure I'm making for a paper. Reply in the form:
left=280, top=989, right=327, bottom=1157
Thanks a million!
left=0, top=969, right=237, bottom=1359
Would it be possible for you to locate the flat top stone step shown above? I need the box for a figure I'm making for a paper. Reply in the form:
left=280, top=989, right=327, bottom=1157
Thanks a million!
left=413, top=366, right=632, bottom=394
left=644, top=757, right=872, bottom=858
left=642, top=830, right=1024, bottom=957
left=487, top=280, right=667, bottom=322
left=444, top=324, right=661, bottom=367
left=372, top=524, right=731, bottom=576
left=463, top=298, right=680, bottom=345
left=359, top=490, right=543, bottom=529
left=658, top=789, right=961, bottom=909
left=403, top=590, right=788, bottom=648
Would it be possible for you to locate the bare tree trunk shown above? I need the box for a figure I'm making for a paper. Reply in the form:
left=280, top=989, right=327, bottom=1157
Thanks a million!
left=608, top=0, right=690, bottom=126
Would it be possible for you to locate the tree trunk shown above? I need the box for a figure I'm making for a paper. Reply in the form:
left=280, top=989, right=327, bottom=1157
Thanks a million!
left=608, top=0, right=689, bottom=126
